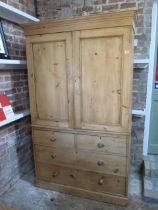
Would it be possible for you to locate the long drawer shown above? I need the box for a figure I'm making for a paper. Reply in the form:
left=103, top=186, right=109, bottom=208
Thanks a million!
left=36, top=162, right=126, bottom=196
left=34, top=145, right=126, bottom=175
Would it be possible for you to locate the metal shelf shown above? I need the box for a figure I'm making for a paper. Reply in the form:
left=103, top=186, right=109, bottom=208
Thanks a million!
left=132, top=109, right=146, bottom=117
left=133, top=59, right=150, bottom=69
left=0, top=1, right=39, bottom=24
left=0, top=59, right=27, bottom=70
left=0, top=110, right=30, bottom=127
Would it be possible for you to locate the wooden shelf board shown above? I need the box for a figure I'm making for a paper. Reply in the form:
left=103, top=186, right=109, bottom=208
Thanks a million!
left=0, top=2, right=39, bottom=24
left=0, top=59, right=27, bottom=69
left=0, top=110, right=30, bottom=127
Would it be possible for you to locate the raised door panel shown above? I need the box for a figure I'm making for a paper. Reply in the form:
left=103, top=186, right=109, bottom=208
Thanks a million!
left=26, top=33, right=74, bottom=128
left=73, top=28, right=133, bottom=132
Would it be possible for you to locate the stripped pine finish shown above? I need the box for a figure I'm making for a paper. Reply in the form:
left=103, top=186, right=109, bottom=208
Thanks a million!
left=34, top=145, right=126, bottom=175
left=36, top=162, right=126, bottom=196
left=23, top=11, right=135, bottom=206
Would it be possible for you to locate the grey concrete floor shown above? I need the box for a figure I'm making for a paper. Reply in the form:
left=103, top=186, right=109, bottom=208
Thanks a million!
left=0, top=171, right=158, bottom=210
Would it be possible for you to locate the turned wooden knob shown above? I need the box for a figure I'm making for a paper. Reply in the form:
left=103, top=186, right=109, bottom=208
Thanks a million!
left=98, top=177, right=104, bottom=185
left=114, top=168, right=119, bottom=173
left=50, top=137, right=56, bottom=142
left=51, top=153, right=56, bottom=159
left=97, top=160, right=104, bottom=166
left=52, top=172, right=58, bottom=177
left=97, top=142, right=104, bottom=148
left=70, top=174, right=75, bottom=179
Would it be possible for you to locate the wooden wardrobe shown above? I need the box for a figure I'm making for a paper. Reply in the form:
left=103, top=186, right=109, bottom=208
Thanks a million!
left=22, top=11, right=135, bottom=206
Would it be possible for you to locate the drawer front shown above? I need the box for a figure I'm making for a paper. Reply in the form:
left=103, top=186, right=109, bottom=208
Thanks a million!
left=33, top=129, right=75, bottom=148
left=76, top=151, right=126, bottom=175
left=36, top=162, right=126, bottom=196
left=34, top=145, right=126, bottom=175
left=34, top=145, right=76, bottom=166
left=76, top=134, right=127, bottom=155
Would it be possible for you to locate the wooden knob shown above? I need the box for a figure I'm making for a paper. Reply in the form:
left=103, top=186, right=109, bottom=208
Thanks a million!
left=97, top=160, right=104, bottom=166
left=114, top=168, right=119, bottom=173
left=51, top=153, right=56, bottom=159
left=70, top=174, right=75, bottom=179
left=50, top=137, right=56, bottom=142
left=97, top=142, right=104, bottom=148
left=98, top=177, right=104, bottom=185
left=52, top=172, right=58, bottom=177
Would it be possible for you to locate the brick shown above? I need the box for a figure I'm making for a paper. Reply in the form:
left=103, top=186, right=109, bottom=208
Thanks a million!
left=0, top=76, right=4, bottom=82
left=146, top=1, right=153, bottom=8
left=92, top=5, right=102, bottom=12
left=137, top=14, right=144, bottom=26
left=102, top=4, right=118, bottom=11
left=108, top=0, right=125, bottom=3
left=6, top=0, right=35, bottom=15
left=4, top=76, right=12, bottom=81
left=82, top=6, right=93, bottom=12
left=120, top=2, right=136, bottom=9
left=138, top=2, right=144, bottom=9
left=93, top=0, right=103, bottom=5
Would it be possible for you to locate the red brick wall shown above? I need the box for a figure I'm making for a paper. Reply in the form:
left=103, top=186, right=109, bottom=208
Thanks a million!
left=0, top=0, right=35, bottom=195
left=1, top=0, right=36, bottom=59
left=36, top=0, right=153, bottom=168
left=2, top=21, right=26, bottom=59
left=0, top=70, right=29, bottom=112
left=36, top=0, right=150, bottom=58
left=0, top=117, right=33, bottom=194
left=0, top=0, right=35, bottom=15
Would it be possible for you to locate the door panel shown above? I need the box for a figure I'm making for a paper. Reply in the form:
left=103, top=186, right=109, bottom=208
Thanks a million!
left=73, top=28, right=132, bottom=132
left=33, top=41, right=68, bottom=121
left=81, top=36, right=121, bottom=125
left=26, top=33, right=73, bottom=128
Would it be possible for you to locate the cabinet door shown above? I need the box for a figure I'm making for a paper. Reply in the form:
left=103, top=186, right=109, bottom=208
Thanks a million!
left=26, top=33, right=74, bottom=128
left=73, top=28, right=133, bottom=132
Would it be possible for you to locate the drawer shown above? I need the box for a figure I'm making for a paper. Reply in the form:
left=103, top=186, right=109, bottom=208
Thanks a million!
left=34, top=145, right=76, bottom=166
left=34, top=145, right=126, bottom=175
left=76, top=134, right=127, bottom=155
left=36, top=162, right=126, bottom=196
left=33, top=129, right=74, bottom=148
left=76, top=151, right=126, bottom=175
